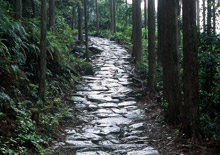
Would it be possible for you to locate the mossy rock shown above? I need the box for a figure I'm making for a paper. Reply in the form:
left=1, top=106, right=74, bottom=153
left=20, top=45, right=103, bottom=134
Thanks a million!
left=80, top=62, right=94, bottom=75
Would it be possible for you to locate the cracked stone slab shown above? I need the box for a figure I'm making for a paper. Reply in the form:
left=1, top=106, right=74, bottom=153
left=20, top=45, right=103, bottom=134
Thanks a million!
left=127, top=147, right=159, bottom=155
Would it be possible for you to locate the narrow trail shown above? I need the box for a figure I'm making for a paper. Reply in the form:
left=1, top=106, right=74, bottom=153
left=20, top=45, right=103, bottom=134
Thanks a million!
left=54, top=37, right=159, bottom=155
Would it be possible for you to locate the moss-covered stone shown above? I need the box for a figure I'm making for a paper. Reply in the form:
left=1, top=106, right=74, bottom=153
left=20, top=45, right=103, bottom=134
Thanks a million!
left=80, top=62, right=94, bottom=75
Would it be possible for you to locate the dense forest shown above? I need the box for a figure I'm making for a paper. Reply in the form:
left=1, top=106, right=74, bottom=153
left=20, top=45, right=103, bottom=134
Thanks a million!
left=0, top=0, right=219, bottom=154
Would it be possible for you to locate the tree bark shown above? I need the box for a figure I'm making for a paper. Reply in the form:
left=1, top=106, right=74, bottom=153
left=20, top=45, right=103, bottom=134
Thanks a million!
left=157, top=0, right=162, bottom=64
left=183, top=0, right=200, bottom=138
left=113, top=0, right=116, bottom=33
left=161, top=0, right=181, bottom=124
left=213, top=0, right=216, bottom=35
left=203, top=0, right=206, bottom=33
left=72, top=6, right=76, bottom=30
left=207, top=0, right=211, bottom=35
left=84, top=0, right=89, bottom=61
left=49, top=0, right=55, bottom=31
left=110, top=0, right=114, bottom=32
left=132, top=0, right=142, bottom=63
left=31, top=0, right=36, bottom=18
left=78, top=4, right=83, bottom=41
left=95, top=0, right=99, bottom=32
left=148, top=0, right=156, bottom=93
left=39, top=0, right=47, bottom=102
left=15, top=0, right=22, bottom=19
left=196, top=0, right=200, bottom=32
left=144, top=0, right=148, bottom=36
left=125, top=0, right=128, bottom=25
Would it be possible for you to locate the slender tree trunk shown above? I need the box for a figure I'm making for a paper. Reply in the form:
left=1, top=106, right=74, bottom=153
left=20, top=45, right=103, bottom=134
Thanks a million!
left=125, top=0, right=128, bottom=25
left=131, top=0, right=134, bottom=58
left=148, top=0, right=156, bottom=93
left=15, top=0, right=22, bottom=19
left=183, top=0, right=200, bottom=138
left=132, top=0, right=142, bottom=63
left=31, top=0, right=36, bottom=18
left=213, top=0, right=216, bottom=35
left=157, top=0, right=162, bottom=64
left=39, top=0, right=47, bottom=102
left=84, top=0, right=89, bottom=61
left=110, top=0, right=114, bottom=32
left=161, top=0, right=181, bottom=124
left=49, top=0, right=55, bottom=31
left=203, top=0, right=206, bottom=33
left=95, top=0, right=99, bottom=32
left=144, top=0, right=147, bottom=37
left=196, top=0, right=200, bottom=32
left=207, top=0, right=212, bottom=35
left=78, top=4, right=83, bottom=41
left=113, top=0, right=116, bottom=33
left=72, top=6, right=76, bottom=30
left=177, top=0, right=181, bottom=48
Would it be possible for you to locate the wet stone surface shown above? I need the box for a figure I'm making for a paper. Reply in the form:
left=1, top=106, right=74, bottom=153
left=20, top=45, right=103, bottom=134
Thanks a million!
left=54, top=37, right=159, bottom=154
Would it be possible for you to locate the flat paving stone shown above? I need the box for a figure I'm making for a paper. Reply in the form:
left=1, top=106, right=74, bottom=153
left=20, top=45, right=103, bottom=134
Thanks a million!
left=98, top=103, right=118, bottom=108
left=127, top=147, right=159, bottom=155
left=91, top=117, right=132, bottom=125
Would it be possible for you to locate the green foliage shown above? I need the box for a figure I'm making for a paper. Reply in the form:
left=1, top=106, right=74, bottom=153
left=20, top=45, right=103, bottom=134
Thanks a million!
left=0, top=0, right=78, bottom=154
left=198, top=33, right=220, bottom=140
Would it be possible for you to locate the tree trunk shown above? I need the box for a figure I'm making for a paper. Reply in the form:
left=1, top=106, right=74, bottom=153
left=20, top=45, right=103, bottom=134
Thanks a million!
left=15, top=0, right=22, bottom=19
left=148, top=0, right=156, bottom=93
left=196, top=0, right=200, bottom=32
left=31, top=0, right=36, bottom=18
left=126, top=0, right=128, bottom=25
left=39, top=0, right=47, bottom=102
left=161, top=0, right=181, bottom=124
left=207, top=0, right=211, bottom=35
left=49, top=0, right=55, bottom=31
left=177, top=0, right=181, bottom=48
left=132, top=0, right=142, bottom=63
left=183, top=0, right=200, bottom=138
left=78, top=4, right=83, bottom=41
left=72, top=6, right=76, bottom=30
left=84, top=0, right=89, bottom=61
left=203, top=0, right=206, bottom=33
left=95, top=0, right=99, bottom=32
left=113, top=0, right=116, bottom=33
left=213, top=0, right=216, bottom=35
left=144, top=0, right=147, bottom=38
left=157, top=0, right=162, bottom=64
left=110, top=0, right=114, bottom=32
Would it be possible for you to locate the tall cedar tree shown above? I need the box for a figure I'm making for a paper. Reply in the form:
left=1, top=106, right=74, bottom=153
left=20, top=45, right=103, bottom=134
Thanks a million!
left=31, top=0, right=36, bottom=18
left=213, top=0, right=216, bottom=34
left=78, top=2, right=83, bottom=41
left=39, top=0, right=47, bottom=102
left=132, top=0, right=142, bottom=63
left=49, top=0, right=55, bottom=31
left=203, top=0, right=206, bottom=32
left=110, top=0, right=113, bottom=32
left=113, top=0, right=116, bottom=33
left=110, top=0, right=116, bottom=33
left=84, top=0, right=89, bottom=61
left=15, top=0, right=22, bottom=19
left=148, top=0, right=156, bottom=93
left=144, top=0, right=147, bottom=38
left=183, top=0, right=200, bottom=138
left=72, top=6, right=76, bottom=30
left=157, top=0, right=162, bottom=64
left=207, top=0, right=211, bottom=35
left=161, top=0, right=181, bottom=124
left=196, top=0, right=200, bottom=32
left=95, top=0, right=99, bottom=32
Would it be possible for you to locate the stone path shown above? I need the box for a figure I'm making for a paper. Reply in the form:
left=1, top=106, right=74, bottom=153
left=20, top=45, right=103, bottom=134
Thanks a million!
left=54, top=37, right=159, bottom=155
